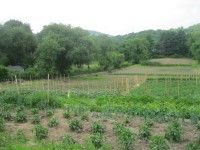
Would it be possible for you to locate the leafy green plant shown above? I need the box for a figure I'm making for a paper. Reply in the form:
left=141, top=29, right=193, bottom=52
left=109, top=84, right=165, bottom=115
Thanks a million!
left=90, top=133, right=104, bottom=149
left=196, top=122, right=200, bottom=130
left=16, top=129, right=28, bottom=143
left=113, top=122, right=136, bottom=150
left=81, top=113, right=89, bottom=121
left=16, top=106, right=25, bottom=113
left=69, top=119, right=83, bottom=132
left=48, top=117, right=59, bottom=127
left=150, top=136, right=169, bottom=150
left=139, top=125, right=151, bottom=140
left=0, top=117, right=5, bottom=132
left=124, top=117, right=131, bottom=124
left=31, top=108, right=39, bottom=114
left=14, top=111, right=27, bottom=123
left=32, top=125, right=48, bottom=140
left=145, top=118, right=153, bottom=127
left=91, top=122, right=105, bottom=134
left=46, top=109, right=54, bottom=117
left=165, top=120, right=183, bottom=142
left=31, top=114, right=41, bottom=124
left=186, top=142, right=200, bottom=150
left=1, top=111, right=12, bottom=121
left=61, top=133, right=76, bottom=145
left=118, top=127, right=137, bottom=150
left=63, top=111, right=71, bottom=119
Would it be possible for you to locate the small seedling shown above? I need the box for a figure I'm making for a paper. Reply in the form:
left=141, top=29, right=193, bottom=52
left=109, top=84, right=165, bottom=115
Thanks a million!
left=81, top=113, right=89, bottom=121
left=69, top=119, right=83, bottom=132
left=91, top=122, right=105, bottom=134
left=63, top=111, right=71, bottom=119
left=31, top=114, right=41, bottom=124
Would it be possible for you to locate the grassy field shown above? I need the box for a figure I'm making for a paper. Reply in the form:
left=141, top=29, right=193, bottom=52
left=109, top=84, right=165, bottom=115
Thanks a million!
left=1, top=58, right=200, bottom=149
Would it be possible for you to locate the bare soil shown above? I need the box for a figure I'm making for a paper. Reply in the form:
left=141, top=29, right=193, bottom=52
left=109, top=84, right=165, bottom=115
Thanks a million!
left=4, top=109, right=199, bottom=150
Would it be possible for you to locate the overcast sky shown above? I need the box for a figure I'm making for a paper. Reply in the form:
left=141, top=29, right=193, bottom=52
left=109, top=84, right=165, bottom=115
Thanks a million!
left=0, top=0, right=200, bottom=35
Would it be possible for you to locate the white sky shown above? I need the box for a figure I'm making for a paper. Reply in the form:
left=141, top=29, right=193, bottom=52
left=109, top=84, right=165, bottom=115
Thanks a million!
left=0, top=0, right=200, bottom=35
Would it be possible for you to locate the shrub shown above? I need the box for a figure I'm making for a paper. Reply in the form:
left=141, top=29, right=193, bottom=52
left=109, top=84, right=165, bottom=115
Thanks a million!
left=32, top=125, right=48, bottom=140
left=31, top=114, right=41, bottom=124
left=165, top=120, right=183, bottom=142
left=0, top=66, right=9, bottom=82
left=69, top=119, right=83, bottom=132
left=91, top=122, right=105, bottom=134
left=0, top=117, right=5, bottom=132
left=139, top=125, right=151, bottom=140
left=150, top=136, right=169, bottom=150
left=63, top=111, right=71, bottom=119
left=48, top=117, right=59, bottom=127
left=14, top=111, right=27, bottom=123
left=90, top=133, right=104, bottom=148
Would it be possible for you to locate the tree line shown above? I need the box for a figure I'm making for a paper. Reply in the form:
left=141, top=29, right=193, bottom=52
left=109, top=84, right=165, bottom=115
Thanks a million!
left=0, top=19, right=200, bottom=77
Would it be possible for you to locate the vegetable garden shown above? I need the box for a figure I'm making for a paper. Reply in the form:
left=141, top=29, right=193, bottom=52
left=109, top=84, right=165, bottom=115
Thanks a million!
left=1, top=71, right=200, bottom=149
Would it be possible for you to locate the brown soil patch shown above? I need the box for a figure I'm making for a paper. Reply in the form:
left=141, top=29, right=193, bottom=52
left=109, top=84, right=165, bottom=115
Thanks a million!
left=4, top=109, right=199, bottom=150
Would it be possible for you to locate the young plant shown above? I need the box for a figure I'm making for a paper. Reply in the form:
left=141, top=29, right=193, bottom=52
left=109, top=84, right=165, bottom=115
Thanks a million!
left=31, top=114, right=41, bottom=124
left=145, top=118, right=153, bottom=127
left=81, top=113, right=89, bottom=121
left=0, top=117, right=5, bottom=132
left=14, top=111, right=27, bottom=123
left=150, top=136, right=169, bottom=150
left=48, top=117, right=59, bottom=127
left=1, top=111, right=12, bottom=121
left=124, top=117, right=131, bottom=124
left=31, top=108, right=39, bottom=114
left=62, top=133, right=77, bottom=145
left=139, top=125, right=151, bottom=140
left=90, top=133, right=104, bottom=149
left=63, top=111, right=71, bottom=119
left=118, top=127, right=137, bottom=150
left=69, top=119, right=83, bottom=132
left=32, top=125, right=48, bottom=140
left=91, top=122, right=105, bottom=134
left=46, top=109, right=54, bottom=117
left=165, top=120, right=183, bottom=143
left=16, top=129, right=28, bottom=143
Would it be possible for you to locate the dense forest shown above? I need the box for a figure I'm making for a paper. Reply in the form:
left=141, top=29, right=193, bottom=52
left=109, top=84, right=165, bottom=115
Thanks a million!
left=1, top=19, right=200, bottom=77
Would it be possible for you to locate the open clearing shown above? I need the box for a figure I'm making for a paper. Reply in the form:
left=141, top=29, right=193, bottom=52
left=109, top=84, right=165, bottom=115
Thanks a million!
left=149, top=58, right=195, bottom=65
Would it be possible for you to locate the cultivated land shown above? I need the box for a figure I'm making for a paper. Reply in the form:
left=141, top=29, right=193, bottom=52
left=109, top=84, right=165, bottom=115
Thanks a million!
left=1, top=58, right=200, bottom=150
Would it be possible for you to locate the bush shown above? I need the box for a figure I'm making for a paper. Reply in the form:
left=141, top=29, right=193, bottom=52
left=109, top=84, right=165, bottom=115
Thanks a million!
left=32, top=125, right=48, bottom=140
left=150, top=136, right=169, bottom=150
left=31, top=114, right=41, bottom=124
left=165, top=120, right=183, bottom=142
left=48, top=117, right=59, bottom=127
left=139, top=125, right=151, bottom=140
left=91, top=122, right=105, bottom=134
left=0, top=66, right=9, bottom=81
left=14, top=111, right=27, bottom=123
left=69, top=119, right=83, bottom=132
left=0, top=117, right=5, bottom=132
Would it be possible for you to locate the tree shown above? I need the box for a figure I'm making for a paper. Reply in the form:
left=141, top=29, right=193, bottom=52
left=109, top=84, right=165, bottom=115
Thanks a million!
left=190, top=41, right=200, bottom=63
left=0, top=20, right=37, bottom=67
left=35, top=36, right=63, bottom=75
left=120, top=38, right=150, bottom=64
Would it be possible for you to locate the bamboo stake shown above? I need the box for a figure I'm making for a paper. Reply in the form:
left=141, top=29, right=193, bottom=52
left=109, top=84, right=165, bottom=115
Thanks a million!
left=47, top=74, right=50, bottom=106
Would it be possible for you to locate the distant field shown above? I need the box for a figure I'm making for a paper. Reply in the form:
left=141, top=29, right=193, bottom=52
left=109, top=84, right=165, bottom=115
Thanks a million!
left=113, top=67, right=199, bottom=75
left=149, top=58, right=194, bottom=65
